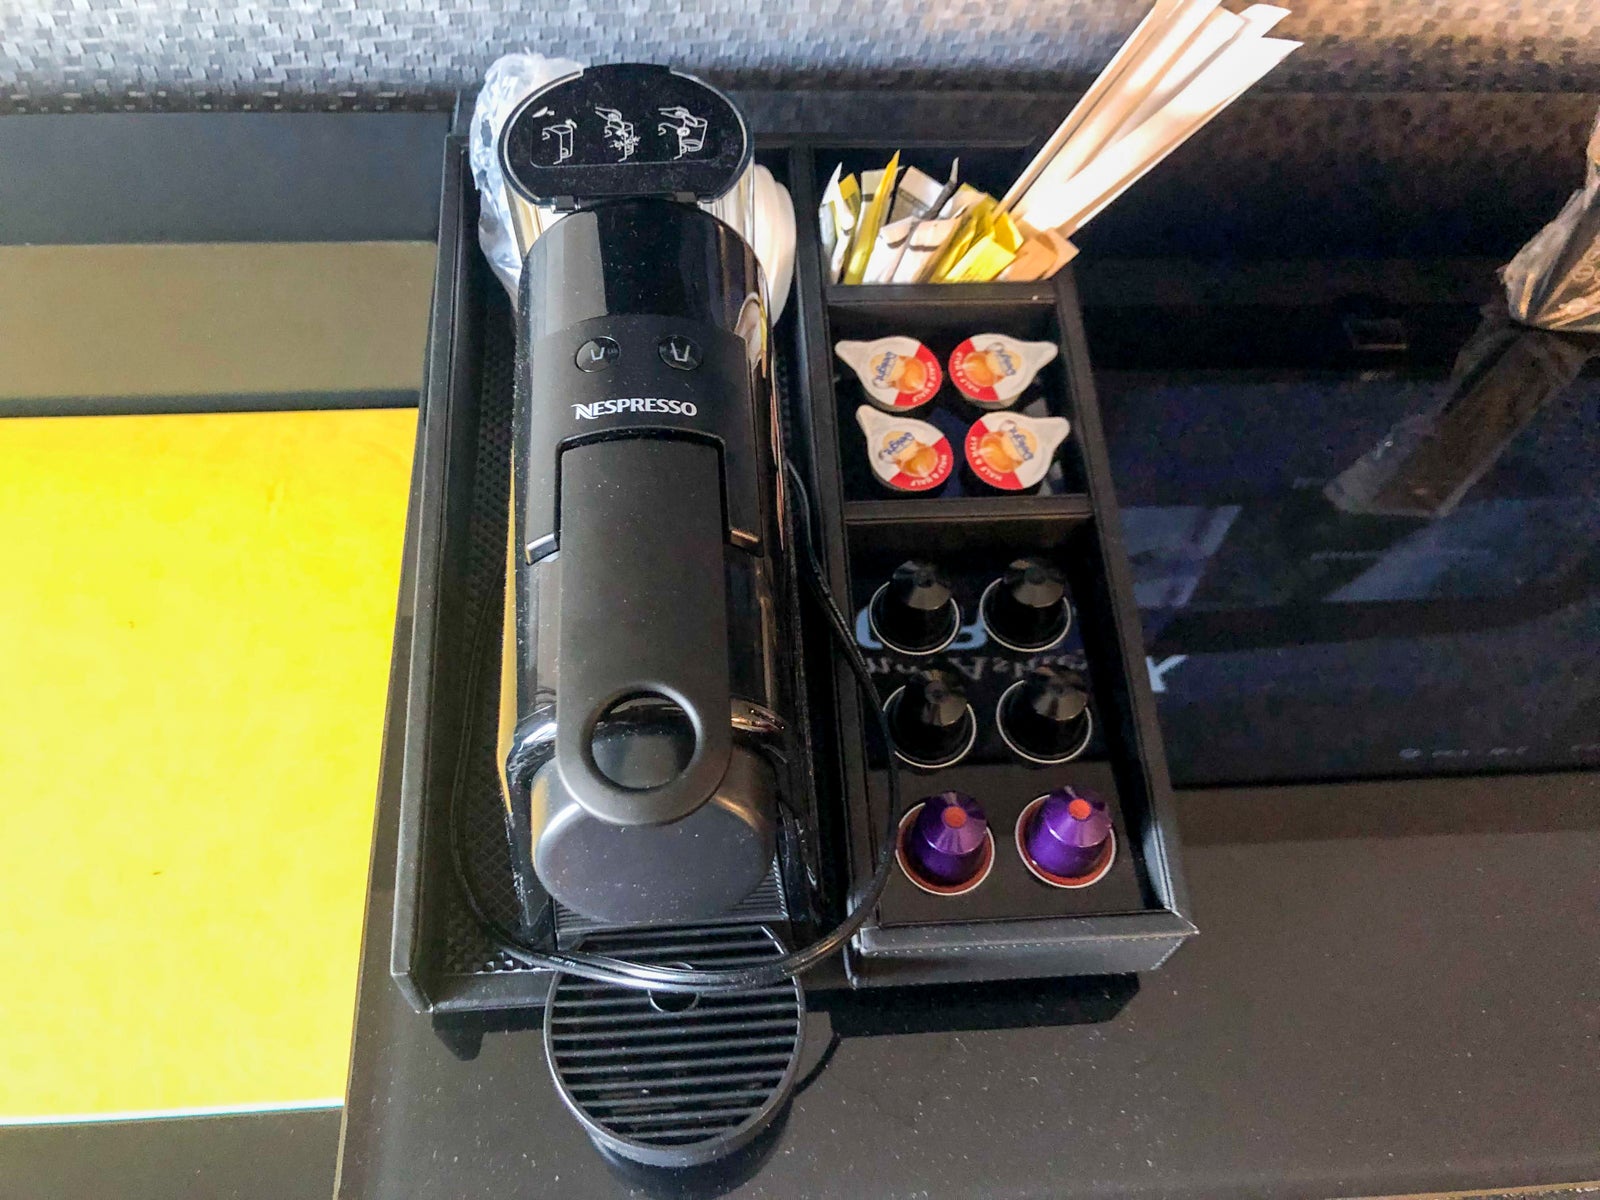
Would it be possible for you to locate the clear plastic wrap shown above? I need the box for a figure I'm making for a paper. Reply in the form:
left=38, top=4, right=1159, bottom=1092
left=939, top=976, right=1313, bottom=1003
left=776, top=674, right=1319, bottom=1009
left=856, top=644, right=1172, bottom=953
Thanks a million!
left=1326, top=106, right=1600, bottom=520
left=707, top=164, right=796, bottom=321
left=469, top=54, right=583, bottom=304
left=1324, top=299, right=1593, bottom=519
left=1501, top=105, right=1600, bottom=333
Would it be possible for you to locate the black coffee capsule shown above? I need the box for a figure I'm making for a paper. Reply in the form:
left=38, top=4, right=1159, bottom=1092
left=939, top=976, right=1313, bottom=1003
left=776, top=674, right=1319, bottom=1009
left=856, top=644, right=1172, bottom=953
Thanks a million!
left=869, top=559, right=959, bottom=655
left=981, top=557, right=1070, bottom=651
left=997, top=665, right=1092, bottom=764
left=886, top=666, right=976, bottom=767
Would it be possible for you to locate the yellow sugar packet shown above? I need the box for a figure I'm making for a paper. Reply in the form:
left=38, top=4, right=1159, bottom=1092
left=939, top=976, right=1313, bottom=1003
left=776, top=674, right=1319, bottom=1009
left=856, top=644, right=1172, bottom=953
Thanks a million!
left=942, top=209, right=1024, bottom=283
left=841, top=152, right=901, bottom=285
left=926, top=194, right=996, bottom=283
left=998, top=227, right=1079, bottom=282
left=818, top=166, right=862, bottom=283
left=896, top=182, right=983, bottom=282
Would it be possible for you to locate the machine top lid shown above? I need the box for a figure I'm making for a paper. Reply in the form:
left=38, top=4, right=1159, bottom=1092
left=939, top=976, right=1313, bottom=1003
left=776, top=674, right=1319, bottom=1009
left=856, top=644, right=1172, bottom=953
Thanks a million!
left=499, top=63, right=751, bottom=210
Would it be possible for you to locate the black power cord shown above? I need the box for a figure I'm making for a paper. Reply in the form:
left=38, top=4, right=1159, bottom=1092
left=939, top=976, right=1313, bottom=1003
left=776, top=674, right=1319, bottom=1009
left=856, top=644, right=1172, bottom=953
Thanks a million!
left=448, top=458, right=902, bottom=995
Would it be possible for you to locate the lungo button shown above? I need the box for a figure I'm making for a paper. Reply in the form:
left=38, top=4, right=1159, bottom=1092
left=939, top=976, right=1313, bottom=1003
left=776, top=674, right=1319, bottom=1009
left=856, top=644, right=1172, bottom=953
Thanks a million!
left=658, top=334, right=702, bottom=371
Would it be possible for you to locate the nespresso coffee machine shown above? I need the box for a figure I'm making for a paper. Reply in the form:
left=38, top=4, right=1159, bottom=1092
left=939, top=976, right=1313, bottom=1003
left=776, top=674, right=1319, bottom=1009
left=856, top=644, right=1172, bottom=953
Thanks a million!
left=489, top=65, right=832, bottom=1165
left=495, top=64, right=802, bottom=932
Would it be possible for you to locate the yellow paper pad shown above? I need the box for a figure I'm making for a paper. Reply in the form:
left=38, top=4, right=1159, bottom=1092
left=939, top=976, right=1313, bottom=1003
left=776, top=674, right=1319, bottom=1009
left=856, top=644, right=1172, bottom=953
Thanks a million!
left=0, top=408, right=415, bottom=1120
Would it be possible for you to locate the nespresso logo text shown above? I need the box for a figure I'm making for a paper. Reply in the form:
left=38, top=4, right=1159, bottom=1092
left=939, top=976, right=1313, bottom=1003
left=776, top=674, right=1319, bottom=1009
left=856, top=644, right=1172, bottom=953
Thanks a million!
left=572, top=397, right=699, bottom=420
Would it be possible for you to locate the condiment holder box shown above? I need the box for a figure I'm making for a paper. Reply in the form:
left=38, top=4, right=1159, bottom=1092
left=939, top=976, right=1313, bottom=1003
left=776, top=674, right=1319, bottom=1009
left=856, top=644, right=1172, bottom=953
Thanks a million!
left=790, top=140, right=1195, bottom=986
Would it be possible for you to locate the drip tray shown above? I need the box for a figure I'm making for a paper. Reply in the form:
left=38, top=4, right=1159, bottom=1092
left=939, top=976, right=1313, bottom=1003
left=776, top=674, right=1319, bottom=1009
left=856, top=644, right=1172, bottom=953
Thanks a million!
left=544, top=925, right=805, bottom=1168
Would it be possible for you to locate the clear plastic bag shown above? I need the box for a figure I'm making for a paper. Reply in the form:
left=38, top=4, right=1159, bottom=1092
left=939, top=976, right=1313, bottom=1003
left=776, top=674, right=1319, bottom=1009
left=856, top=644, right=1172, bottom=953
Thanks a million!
left=1324, top=298, right=1592, bottom=519
left=469, top=54, right=583, bottom=304
left=1501, top=105, right=1600, bottom=333
left=706, top=163, right=796, bottom=322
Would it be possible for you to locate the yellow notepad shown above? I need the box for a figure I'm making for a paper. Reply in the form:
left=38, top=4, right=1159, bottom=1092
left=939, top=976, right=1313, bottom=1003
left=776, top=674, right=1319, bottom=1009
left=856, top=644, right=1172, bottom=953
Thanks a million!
left=0, top=408, right=415, bottom=1120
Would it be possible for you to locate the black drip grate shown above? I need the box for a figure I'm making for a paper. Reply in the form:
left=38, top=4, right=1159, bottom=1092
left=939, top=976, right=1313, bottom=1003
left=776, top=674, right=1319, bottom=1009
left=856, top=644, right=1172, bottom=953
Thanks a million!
left=545, top=925, right=805, bottom=1167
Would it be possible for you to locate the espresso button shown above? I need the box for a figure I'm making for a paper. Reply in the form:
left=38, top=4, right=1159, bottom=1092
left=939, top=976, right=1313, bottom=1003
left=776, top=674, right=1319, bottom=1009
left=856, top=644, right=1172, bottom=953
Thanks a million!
left=575, top=337, right=620, bottom=372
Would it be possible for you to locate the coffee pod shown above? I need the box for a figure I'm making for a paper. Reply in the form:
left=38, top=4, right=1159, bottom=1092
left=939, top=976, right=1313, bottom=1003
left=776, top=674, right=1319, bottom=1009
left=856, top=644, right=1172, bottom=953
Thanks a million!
left=981, top=557, right=1071, bottom=651
left=1018, top=787, right=1114, bottom=886
left=898, top=791, right=993, bottom=892
left=856, top=406, right=954, bottom=493
left=964, top=413, right=1071, bottom=491
left=869, top=559, right=960, bottom=655
left=886, top=666, right=976, bottom=768
left=997, top=665, right=1092, bottom=764
left=948, top=334, right=1058, bottom=407
left=836, top=337, right=942, bottom=411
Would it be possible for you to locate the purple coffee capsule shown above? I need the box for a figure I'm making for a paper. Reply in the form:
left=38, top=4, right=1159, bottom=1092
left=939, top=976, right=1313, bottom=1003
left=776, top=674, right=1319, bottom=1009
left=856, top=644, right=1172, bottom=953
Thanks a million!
left=1019, top=787, right=1114, bottom=886
left=898, top=791, right=992, bottom=892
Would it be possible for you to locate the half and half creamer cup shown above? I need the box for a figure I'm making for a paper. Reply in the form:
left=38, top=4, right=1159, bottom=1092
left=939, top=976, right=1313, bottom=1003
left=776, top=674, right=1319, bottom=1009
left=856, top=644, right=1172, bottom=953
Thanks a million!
left=836, top=337, right=943, bottom=411
left=964, top=412, right=1071, bottom=491
left=948, top=334, right=1059, bottom=407
left=856, top=405, right=954, bottom=493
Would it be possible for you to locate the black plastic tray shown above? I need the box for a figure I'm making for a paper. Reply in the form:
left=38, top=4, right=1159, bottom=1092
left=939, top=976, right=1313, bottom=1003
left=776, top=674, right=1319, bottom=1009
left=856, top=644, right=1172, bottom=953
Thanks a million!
left=388, top=137, right=543, bottom=1014
left=391, top=133, right=1193, bottom=1014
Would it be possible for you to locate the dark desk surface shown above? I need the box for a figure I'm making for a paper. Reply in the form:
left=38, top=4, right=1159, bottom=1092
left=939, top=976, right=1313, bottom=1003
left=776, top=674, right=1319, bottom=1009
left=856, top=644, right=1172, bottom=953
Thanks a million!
left=338, top=458, right=1600, bottom=1198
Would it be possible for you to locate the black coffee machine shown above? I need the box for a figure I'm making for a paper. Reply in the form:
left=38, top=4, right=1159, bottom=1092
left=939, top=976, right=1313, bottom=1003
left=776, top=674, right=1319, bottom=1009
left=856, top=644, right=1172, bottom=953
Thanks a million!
left=492, top=65, right=842, bottom=1166
left=496, top=64, right=803, bottom=933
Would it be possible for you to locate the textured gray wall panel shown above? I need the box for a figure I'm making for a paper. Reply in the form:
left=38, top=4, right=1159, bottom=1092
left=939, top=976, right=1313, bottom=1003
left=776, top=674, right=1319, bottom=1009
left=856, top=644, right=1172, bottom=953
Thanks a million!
left=2, top=0, right=1599, bottom=112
